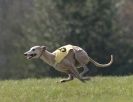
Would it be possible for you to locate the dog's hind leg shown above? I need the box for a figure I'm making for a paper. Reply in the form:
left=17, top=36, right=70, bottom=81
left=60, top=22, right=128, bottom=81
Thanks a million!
left=80, top=65, right=90, bottom=80
left=69, top=67, right=85, bottom=82
left=80, top=65, right=89, bottom=77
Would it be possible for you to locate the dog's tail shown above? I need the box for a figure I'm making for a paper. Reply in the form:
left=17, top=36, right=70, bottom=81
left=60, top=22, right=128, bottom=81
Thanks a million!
left=89, top=55, right=113, bottom=68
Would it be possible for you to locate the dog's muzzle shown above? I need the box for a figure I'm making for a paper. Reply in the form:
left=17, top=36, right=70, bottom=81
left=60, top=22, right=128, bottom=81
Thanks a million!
left=24, top=53, right=37, bottom=59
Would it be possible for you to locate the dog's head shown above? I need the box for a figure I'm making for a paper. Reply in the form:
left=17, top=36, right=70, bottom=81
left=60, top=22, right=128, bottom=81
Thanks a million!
left=24, top=46, right=46, bottom=59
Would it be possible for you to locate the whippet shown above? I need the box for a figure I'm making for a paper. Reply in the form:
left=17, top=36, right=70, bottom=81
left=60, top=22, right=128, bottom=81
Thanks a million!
left=24, top=44, right=113, bottom=83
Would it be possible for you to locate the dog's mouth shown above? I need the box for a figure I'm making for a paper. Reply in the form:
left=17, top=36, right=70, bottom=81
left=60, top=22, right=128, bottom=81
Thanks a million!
left=24, top=53, right=37, bottom=59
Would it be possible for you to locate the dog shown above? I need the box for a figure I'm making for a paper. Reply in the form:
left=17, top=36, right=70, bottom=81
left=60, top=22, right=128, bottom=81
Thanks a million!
left=24, top=44, right=113, bottom=83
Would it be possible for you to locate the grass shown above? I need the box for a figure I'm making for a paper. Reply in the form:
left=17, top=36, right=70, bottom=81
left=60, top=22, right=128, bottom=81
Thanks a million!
left=0, top=76, right=133, bottom=102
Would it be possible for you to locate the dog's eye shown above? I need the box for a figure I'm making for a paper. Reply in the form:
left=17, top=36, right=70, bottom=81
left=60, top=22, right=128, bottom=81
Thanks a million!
left=32, top=49, right=35, bottom=51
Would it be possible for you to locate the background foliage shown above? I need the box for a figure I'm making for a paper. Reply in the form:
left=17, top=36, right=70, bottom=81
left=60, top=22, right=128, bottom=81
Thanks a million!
left=0, top=0, right=133, bottom=79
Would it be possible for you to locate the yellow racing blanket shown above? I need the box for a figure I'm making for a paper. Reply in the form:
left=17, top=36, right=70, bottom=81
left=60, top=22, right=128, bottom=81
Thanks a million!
left=52, top=44, right=73, bottom=65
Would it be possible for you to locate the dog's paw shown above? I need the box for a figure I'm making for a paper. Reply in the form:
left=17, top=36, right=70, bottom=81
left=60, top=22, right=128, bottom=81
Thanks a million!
left=56, top=80, right=66, bottom=83
left=82, top=77, right=91, bottom=81
left=60, top=80, right=66, bottom=83
left=56, top=80, right=64, bottom=83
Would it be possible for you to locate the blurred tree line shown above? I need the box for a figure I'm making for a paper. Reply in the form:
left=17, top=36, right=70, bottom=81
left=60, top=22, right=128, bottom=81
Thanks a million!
left=0, top=0, right=133, bottom=79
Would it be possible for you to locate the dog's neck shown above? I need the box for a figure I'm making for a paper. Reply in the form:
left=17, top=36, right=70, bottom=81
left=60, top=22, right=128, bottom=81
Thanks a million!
left=40, top=50, right=55, bottom=66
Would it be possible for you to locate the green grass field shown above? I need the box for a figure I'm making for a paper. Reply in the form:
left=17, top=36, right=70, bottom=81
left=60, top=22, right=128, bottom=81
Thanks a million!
left=0, top=76, right=133, bottom=102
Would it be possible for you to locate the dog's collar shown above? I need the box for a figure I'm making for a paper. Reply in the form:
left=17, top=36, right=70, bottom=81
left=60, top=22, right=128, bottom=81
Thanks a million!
left=39, top=49, right=44, bottom=58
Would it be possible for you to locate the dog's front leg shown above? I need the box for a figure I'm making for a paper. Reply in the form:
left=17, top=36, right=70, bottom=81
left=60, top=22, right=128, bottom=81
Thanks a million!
left=57, top=74, right=73, bottom=83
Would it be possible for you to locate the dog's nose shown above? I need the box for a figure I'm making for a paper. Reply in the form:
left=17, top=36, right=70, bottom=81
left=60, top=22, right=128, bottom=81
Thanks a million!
left=24, top=53, right=27, bottom=56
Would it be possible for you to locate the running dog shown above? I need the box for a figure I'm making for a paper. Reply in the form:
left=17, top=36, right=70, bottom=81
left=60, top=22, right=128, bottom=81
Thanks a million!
left=24, top=44, right=113, bottom=83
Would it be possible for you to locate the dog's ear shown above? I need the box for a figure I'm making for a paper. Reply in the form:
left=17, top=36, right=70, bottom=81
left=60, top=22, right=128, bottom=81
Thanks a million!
left=40, top=46, right=47, bottom=50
